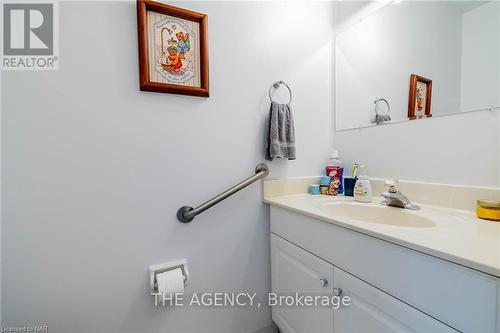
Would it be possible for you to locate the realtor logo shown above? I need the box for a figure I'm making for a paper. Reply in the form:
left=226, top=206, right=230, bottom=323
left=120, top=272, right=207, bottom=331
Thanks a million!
left=2, top=1, right=58, bottom=70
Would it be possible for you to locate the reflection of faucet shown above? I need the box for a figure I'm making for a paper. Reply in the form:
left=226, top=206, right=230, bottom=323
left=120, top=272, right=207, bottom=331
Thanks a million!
left=381, top=180, right=420, bottom=210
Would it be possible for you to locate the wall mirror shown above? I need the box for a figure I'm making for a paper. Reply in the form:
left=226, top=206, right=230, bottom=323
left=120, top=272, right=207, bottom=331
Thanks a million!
left=334, top=1, right=500, bottom=131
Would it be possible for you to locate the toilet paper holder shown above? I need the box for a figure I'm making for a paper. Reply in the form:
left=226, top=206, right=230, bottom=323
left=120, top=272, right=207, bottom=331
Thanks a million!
left=149, top=259, right=189, bottom=292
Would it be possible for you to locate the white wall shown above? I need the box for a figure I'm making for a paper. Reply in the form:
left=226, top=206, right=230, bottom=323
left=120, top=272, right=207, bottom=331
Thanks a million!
left=461, top=1, right=500, bottom=111
left=1, top=1, right=333, bottom=332
left=333, top=109, right=500, bottom=187
left=335, top=1, right=463, bottom=129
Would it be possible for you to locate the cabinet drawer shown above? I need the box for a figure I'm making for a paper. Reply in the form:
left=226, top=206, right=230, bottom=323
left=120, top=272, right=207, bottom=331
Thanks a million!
left=271, top=206, right=499, bottom=332
left=271, top=234, right=334, bottom=333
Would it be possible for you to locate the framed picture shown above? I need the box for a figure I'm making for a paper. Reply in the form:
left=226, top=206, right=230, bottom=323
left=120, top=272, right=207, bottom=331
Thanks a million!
left=408, top=74, right=432, bottom=119
left=137, top=0, right=209, bottom=97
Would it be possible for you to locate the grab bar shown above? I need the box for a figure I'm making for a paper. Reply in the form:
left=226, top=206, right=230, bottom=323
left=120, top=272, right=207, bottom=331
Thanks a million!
left=177, top=163, right=269, bottom=223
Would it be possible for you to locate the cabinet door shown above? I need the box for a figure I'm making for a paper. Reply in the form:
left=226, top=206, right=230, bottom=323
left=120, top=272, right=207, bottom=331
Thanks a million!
left=333, top=267, right=458, bottom=333
left=271, top=234, right=334, bottom=333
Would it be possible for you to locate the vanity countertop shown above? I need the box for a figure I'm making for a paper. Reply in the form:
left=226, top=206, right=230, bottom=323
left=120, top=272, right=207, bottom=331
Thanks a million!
left=264, top=191, right=500, bottom=278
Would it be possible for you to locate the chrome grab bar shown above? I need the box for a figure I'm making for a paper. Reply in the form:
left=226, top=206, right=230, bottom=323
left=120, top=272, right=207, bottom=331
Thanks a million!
left=177, top=163, right=269, bottom=223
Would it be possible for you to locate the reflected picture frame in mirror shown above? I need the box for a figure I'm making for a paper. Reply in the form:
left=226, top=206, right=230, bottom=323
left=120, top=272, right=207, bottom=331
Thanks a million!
left=408, top=74, right=432, bottom=120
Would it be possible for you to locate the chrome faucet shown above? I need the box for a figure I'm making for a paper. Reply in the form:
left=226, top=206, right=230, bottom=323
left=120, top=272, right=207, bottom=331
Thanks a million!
left=381, top=180, right=420, bottom=210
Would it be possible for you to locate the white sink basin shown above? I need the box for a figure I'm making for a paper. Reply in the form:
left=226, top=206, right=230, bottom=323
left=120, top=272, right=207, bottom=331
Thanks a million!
left=320, top=202, right=435, bottom=228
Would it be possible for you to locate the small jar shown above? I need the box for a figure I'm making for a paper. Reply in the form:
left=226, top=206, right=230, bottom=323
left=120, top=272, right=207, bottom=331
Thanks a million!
left=309, top=184, right=320, bottom=195
left=320, top=185, right=329, bottom=195
left=476, top=200, right=500, bottom=221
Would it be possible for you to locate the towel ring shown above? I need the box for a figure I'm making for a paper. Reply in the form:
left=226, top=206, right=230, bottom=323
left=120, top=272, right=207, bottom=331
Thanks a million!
left=269, top=80, right=292, bottom=105
left=374, top=97, right=391, bottom=124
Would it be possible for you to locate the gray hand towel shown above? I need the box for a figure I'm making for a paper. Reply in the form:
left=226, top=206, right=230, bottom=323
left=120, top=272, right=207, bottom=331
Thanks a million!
left=266, top=102, right=296, bottom=160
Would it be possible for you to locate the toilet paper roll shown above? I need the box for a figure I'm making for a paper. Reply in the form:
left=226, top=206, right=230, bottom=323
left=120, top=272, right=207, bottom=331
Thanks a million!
left=156, top=268, right=184, bottom=296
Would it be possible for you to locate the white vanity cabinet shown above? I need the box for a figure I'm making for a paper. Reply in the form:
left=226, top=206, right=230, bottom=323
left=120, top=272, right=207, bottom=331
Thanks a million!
left=270, top=206, right=500, bottom=333
left=271, top=234, right=456, bottom=333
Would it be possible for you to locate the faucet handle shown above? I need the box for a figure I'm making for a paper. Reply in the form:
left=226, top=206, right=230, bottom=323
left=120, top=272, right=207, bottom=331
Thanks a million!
left=385, top=180, right=400, bottom=193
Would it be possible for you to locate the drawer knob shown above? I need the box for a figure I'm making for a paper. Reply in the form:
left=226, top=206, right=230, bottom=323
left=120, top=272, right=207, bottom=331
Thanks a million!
left=319, top=278, right=328, bottom=287
left=333, top=288, right=342, bottom=296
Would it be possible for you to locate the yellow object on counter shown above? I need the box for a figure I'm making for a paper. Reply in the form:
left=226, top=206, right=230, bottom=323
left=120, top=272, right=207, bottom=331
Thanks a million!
left=476, top=200, right=500, bottom=221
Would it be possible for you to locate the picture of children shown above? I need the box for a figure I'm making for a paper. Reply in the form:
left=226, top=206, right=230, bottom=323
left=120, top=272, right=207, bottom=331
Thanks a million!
left=141, top=2, right=208, bottom=95
left=148, top=12, right=201, bottom=87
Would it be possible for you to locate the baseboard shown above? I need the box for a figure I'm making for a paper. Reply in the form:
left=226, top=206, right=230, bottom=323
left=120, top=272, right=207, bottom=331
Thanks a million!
left=250, top=322, right=277, bottom=333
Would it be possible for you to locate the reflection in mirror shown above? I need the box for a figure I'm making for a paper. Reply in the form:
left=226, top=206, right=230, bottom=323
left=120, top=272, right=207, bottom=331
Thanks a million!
left=335, top=1, right=500, bottom=130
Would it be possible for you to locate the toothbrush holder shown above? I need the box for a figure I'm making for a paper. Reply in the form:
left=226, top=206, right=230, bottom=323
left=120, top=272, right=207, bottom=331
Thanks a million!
left=344, top=177, right=358, bottom=197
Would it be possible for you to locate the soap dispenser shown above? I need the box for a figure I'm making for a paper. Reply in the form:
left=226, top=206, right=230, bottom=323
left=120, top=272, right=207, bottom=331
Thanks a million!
left=354, top=165, right=372, bottom=203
